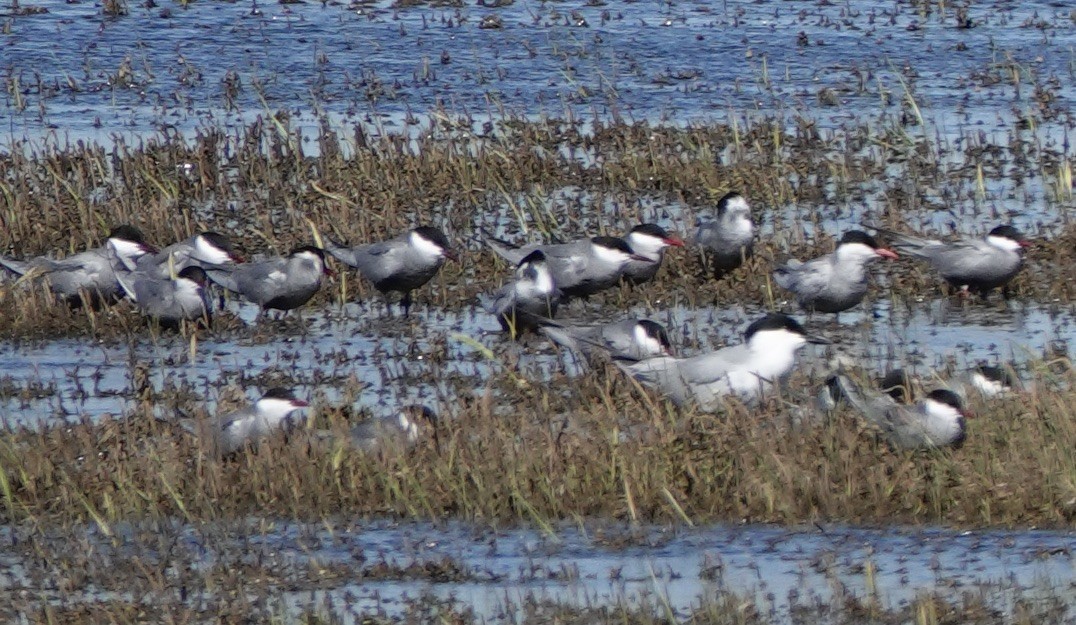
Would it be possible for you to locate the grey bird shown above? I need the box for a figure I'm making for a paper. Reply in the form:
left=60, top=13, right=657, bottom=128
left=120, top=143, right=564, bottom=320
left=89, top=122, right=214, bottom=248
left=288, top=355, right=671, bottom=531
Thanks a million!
left=486, top=249, right=561, bottom=337
left=827, top=373, right=968, bottom=450
left=819, top=368, right=915, bottom=414
left=130, top=231, right=243, bottom=276
left=325, top=226, right=456, bottom=315
left=865, top=223, right=1030, bottom=297
left=483, top=231, right=649, bottom=299
left=694, top=191, right=754, bottom=278
left=209, top=387, right=310, bottom=456
left=541, top=318, right=673, bottom=365
left=205, top=245, right=330, bottom=313
left=116, top=265, right=212, bottom=328
left=0, top=225, right=155, bottom=308
left=617, top=313, right=828, bottom=412
left=620, top=224, right=685, bottom=285
left=347, top=405, right=439, bottom=453
left=773, top=230, right=898, bottom=314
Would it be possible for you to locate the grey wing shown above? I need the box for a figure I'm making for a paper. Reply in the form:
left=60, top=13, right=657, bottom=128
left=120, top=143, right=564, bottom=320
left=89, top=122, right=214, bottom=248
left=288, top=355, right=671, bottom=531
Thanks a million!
left=882, top=232, right=947, bottom=259
left=786, top=258, right=834, bottom=294
left=133, top=277, right=177, bottom=313
left=481, top=232, right=531, bottom=265
left=204, top=264, right=240, bottom=293
left=694, top=221, right=736, bottom=250
left=617, top=356, right=692, bottom=407
left=832, top=374, right=900, bottom=429
left=543, top=245, right=589, bottom=290
left=348, top=240, right=408, bottom=283
left=115, top=270, right=140, bottom=301
left=484, top=281, right=516, bottom=316
left=771, top=258, right=803, bottom=289
left=233, top=260, right=289, bottom=298
left=0, top=256, right=33, bottom=277
left=595, top=320, right=649, bottom=359
left=927, top=240, right=998, bottom=276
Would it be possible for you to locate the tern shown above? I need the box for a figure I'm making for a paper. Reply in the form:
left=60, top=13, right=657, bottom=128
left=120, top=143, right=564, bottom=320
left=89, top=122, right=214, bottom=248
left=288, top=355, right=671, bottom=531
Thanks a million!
left=620, top=224, right=685, bottom=285
left=773, top=230, right=898, bottom=314
left=130, top=231, right=242, bottom=276
left=209, top=388, right=310, bottom=456
left=483, top=231, right=649, bottom=299
left=0, top=225, right=155, bottom=308
left=325, top=226, right=456, bottom=316
left=541, top=317, right=673, bottom=365
left=486, top=249, right=561, bottom=337
left=694, top=191, right=754, bottom=278
left=828, top=373, right=968, bottom=450
left=205, top=245, right=330, bottom=314
left=865, top=223, right=1030, bottom=297
left=617, top=313, right=828, bottom=411
left=116, top=265, right=212, bottom=328
left=347, top=405, right=439, bottom=453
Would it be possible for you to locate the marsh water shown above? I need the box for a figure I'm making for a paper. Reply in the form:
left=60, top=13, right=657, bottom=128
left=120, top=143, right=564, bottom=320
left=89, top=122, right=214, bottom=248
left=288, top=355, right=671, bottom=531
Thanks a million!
left=5, top=520, right=1073, bottom=622
left=2, top=0, right=1076, bottom=619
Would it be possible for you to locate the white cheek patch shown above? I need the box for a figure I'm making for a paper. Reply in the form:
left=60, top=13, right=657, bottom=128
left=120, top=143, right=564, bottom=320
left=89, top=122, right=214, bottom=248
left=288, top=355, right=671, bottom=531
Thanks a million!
left=593, top=244, right=630, bottom=265
left=724, top=196, right=750, bottom=216
left=752, top=329, right=807, bottom=354
left=633, top=323, right=665, bottom=357
left=110, top=238, right=149, bottom=261
left=410, top=231, right=446, bottom=258
left=176, top=278, right=202, bottom=297
left=836, top=242, right=877, bottom=262
left=258, top=397, right=303, bottom=423
left=195, top=236, right=235, bottom=264
left=732, top=214, right=753, bottom=236
left=628, top=233, right=665, bottom=258
left=531, top=264, right=555, bottom=294
left=293, top=252, right=324, bottom=273
left=986, top=235, right=1022, bottom=252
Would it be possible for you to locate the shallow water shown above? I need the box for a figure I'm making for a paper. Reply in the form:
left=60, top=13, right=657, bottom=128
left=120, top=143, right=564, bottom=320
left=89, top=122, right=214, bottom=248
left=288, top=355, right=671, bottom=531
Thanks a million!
left=11, top=519, right=1074, bottom=622
left=0, top=295, right=1068, bottom=427
left=3, top=1, right=1072, bottom=143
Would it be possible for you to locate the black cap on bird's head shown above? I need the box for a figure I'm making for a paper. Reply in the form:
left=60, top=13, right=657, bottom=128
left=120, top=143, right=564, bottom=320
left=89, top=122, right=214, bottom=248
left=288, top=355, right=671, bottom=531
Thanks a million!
left=592, top=236, right=651, bottom=262
left=262, top=387, right=309, bottom=407
left=518, top=249, right=547, bottom=267
left=838, top=230, right=881, bottom=248
left=716, top=191, right=748, bottom=216
left=744, top=313, right=830, bottom=344
left=988, top=225, right=1031, bottom=247
left=290, top=245, right=334, bottom=275
left=925, top=388, right=966, bottom=414
left=289, top=245, right=326, bottom=259
left=638, top=319, right=673, bottom=352
left=198, top=231, right=244, bottom=262
left=109, top=225, right=149, bottom=244
left=838, top=230, right=899, bottom=259
left=177, top=266, right=209, bottom=285
left=629, top=223, right=685, bottom=247
left=413, top=225, right=458, bottom=261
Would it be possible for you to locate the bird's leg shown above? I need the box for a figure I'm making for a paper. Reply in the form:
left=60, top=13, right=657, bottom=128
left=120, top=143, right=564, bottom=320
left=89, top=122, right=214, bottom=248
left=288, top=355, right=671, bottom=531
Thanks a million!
left=401, top=292, right=413, bottom=317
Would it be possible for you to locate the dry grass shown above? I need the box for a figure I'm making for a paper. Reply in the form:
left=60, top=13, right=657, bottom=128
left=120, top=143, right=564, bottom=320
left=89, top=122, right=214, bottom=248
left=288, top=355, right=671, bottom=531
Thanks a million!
left=0, top=355, right=1072, bottom=529
left=0, top=113, right=1070, bottom=338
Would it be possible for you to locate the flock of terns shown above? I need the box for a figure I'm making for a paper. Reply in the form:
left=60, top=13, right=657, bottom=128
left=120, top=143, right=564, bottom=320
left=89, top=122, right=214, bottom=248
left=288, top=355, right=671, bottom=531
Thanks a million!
left=0, top=191, right=1033, bottom=454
